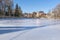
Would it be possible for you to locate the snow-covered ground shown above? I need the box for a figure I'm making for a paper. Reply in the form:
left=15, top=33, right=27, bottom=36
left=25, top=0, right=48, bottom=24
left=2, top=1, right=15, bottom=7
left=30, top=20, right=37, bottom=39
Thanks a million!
left=13, top=24, right=60, bottom=40
left=0, top=18, right=60, bottom=40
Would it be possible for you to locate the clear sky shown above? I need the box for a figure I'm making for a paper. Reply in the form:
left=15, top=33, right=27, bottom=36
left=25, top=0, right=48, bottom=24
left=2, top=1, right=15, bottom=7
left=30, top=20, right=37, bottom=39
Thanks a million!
left=14, top=0, right=60, bottom=13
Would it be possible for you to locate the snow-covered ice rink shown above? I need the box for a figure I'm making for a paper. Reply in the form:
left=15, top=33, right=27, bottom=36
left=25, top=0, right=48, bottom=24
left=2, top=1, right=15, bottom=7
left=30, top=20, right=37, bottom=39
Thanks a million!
left=0, top=18, right=60, bottom=40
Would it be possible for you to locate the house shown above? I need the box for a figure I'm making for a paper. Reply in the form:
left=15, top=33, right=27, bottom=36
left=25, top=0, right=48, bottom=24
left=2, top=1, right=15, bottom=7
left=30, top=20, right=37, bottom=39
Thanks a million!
left=23, top=13, right=33, bottom=18
left=35, top=11, right=47, bottom=18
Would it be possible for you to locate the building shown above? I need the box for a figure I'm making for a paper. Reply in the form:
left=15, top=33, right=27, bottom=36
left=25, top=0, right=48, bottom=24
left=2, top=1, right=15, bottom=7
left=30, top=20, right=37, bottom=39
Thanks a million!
left=23, top=13, right=33, bottom=18
left=23, top=11, right=46, bottom=18
left=35, top=11, right=46, bottom=18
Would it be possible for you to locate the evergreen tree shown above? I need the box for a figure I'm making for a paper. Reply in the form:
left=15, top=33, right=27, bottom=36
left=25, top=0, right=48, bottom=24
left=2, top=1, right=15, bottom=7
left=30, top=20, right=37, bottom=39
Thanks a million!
left=15, top=4, right=22, bottom=17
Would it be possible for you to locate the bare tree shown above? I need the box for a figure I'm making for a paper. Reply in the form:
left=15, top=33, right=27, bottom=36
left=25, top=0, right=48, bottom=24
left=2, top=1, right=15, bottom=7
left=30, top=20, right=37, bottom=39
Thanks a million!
left=52, top=4, right=60, bottom=18
left=0, top=0, right=13, bottom=17
left=4, top=0, right=13, bottom=16
left=48, top=4, right=60, bottom=19
left=32, top=12, right=37, bottom=18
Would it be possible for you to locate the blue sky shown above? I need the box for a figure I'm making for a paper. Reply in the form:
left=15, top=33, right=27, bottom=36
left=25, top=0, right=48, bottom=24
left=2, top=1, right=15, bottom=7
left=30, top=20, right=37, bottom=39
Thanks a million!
left=14, top=0, right=60, bottom=13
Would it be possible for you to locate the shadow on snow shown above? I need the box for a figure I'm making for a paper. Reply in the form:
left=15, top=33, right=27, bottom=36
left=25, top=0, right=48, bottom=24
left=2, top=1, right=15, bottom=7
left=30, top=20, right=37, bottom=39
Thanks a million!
left=0, top=27, right=37, bottom=34
left=0, top=22, right=60, bottom=34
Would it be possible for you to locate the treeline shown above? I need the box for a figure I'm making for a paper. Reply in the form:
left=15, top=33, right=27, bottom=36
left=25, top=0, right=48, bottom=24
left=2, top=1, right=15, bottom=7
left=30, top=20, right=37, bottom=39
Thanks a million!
left=0, top=0, right=60, bottom=19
